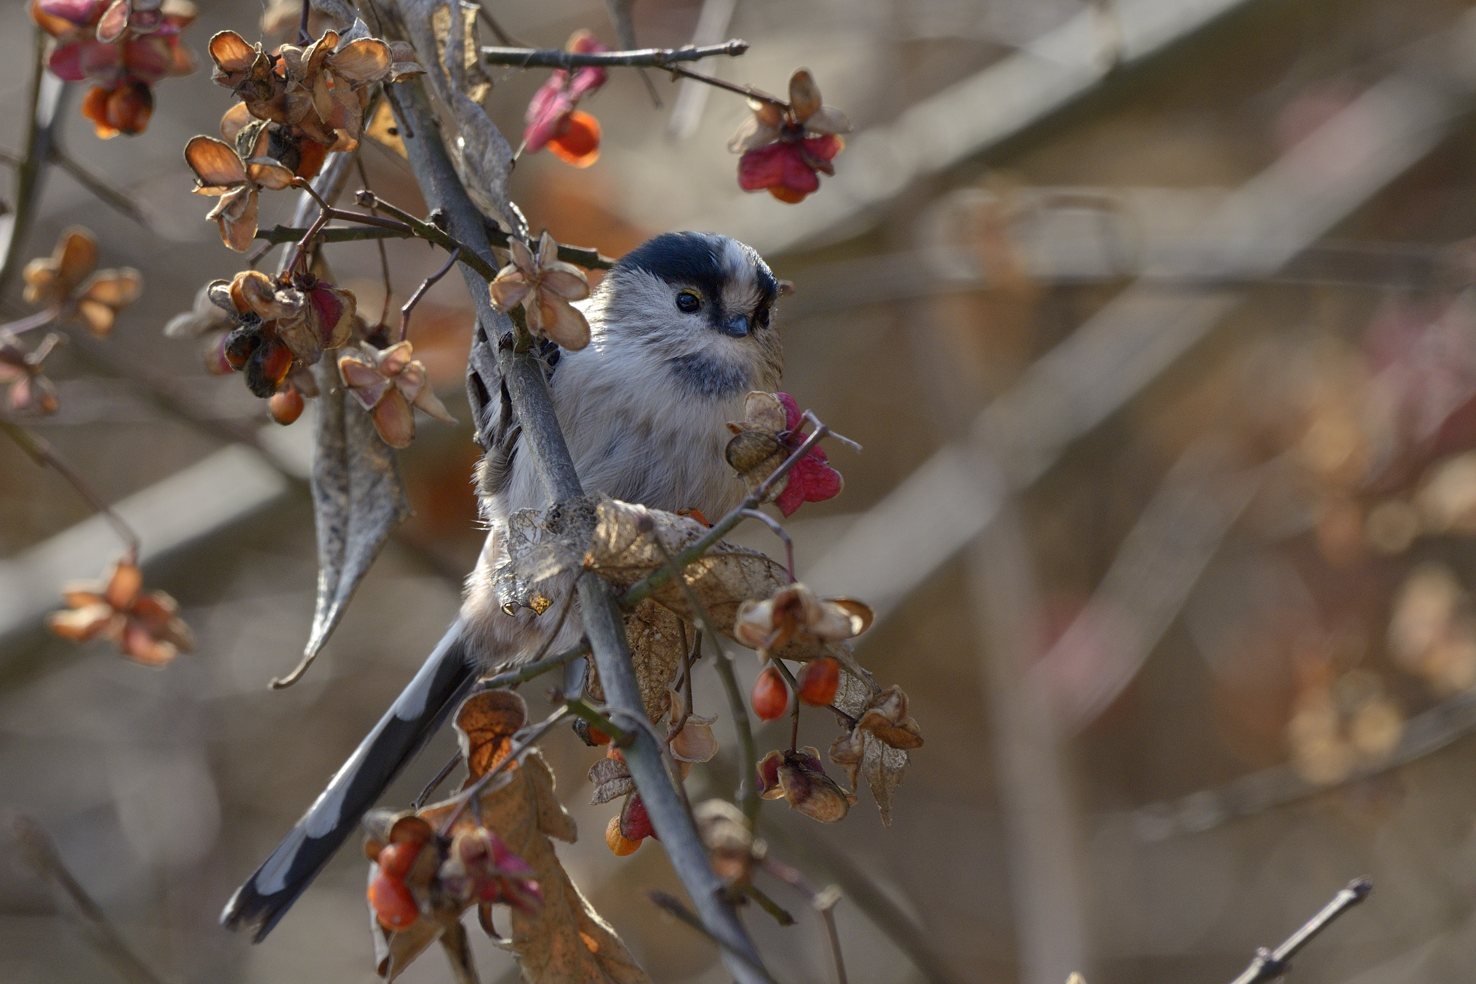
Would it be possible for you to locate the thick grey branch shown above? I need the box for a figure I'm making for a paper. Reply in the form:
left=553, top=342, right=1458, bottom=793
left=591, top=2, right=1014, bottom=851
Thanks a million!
left=381, top=43, right=768, bottom=982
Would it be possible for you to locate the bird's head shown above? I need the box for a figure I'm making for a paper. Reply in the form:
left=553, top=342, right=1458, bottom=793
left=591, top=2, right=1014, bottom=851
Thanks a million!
left=587, top=232, right=783, bottom=398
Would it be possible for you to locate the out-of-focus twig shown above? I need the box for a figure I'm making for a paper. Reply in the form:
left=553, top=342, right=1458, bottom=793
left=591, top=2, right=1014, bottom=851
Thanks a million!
left=966, top=456, right=1088, bottom=984
left=762, top=819, right=970, bottom=984
left=647, top=892, right=781, bottom=984
left=11, top=815, right=168, bottom=984
left=809, top=20, right=1476, bottom=634
left=1036, top=442, right=1260, bottom=734
left=1227, top=879, right=1373, bottom=984
left=0, top=417, right=140, bottom=558
left=0, top=32, right=65, bottom=297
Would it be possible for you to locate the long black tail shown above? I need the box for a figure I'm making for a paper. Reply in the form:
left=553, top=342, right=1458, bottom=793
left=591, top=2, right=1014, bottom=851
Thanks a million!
left=221, top=618, right=475, bottom=942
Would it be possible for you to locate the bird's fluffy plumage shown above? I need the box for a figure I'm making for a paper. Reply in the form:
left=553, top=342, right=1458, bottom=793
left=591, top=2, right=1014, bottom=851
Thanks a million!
left=462, top=231, right=783, bottom=665
left=223, top=232, right=783, bottom=939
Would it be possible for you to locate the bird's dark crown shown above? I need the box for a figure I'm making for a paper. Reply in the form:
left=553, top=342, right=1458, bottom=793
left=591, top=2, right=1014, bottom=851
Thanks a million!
left=615, top=232, right=778, bottom=307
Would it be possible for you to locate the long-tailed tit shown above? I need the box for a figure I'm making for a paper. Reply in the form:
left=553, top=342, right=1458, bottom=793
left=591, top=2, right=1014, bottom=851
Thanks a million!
left=222, top=232, right=783, bottom=940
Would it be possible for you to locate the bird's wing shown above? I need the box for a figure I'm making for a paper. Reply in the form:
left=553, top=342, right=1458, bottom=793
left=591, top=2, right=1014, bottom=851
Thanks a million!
left=467, top=321, right=561, bottom=498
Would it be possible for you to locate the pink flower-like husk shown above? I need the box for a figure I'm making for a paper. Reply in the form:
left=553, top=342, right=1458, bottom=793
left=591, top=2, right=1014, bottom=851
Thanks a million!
left=771, top=391, right=842, bottom=515
left=523, top=83, right=574, bottom=152
left=737, top=136, right=842, bottom=198
left=522, top=33, right=607, bottom=153
left=35, top=0, right=105, bottom=30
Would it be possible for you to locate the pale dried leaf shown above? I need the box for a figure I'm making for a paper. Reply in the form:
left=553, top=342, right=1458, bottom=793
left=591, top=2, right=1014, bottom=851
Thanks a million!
left=411, top=0, right=510, bottom=222
left=830, top=670, right=914, bottom=826
left=623, top=600, right=686, bottom=722
left=280, top=359, right=411, bottom=686
left=420, top=739, right=646, bottom=981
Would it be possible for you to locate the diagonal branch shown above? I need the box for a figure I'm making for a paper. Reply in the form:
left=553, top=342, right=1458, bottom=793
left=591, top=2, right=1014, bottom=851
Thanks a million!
left=379, top=23, right=770, bottom=978
left=482, top=39, right=748, bottom=69
left=1228, top=879, right=1373, bottom=984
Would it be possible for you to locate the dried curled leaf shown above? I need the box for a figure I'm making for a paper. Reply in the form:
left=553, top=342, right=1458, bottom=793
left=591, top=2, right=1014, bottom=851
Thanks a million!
left=380, top=690, right=652, bottom=984
left=495, top=495, right=830, bottom=662
left=733, top=582, right=872, bottom=653
left=829, top=673, right=922, bottom=826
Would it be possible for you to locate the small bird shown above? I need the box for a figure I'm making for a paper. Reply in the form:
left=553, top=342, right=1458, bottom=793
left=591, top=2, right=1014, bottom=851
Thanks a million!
left=222, top=232, right=783, bottom=940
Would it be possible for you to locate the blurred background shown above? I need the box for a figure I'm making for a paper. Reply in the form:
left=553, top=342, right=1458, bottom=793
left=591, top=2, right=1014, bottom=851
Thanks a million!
left=5, top=0, right=1476, bottom=981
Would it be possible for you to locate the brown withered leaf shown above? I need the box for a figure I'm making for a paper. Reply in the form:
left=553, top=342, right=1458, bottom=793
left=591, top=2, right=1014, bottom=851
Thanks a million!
left=372, top=899, right=446, bottom=980
left=587, top=755, right=634, bottom=805
left=276, top=359, right=411, bottom=687
left=595, top=500, right=855, bottom=663
left=583, top=599, right=686, bottom=724
left=409, top=690, right=650, bottom=984
left=456, top=688, right=529, bottom=777
left=829, top=672, right=921, bottom=826
left=622, top=599, right=686, bottom=721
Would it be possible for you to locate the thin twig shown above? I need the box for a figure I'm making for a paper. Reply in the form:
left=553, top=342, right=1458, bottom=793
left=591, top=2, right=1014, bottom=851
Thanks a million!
left=738, top=508, right=795, bottom=582
left=564, top=697, right=634, bottom=746
left=768, top=658, right=803, bottom=751
left=666, top=629, right=700, bottom=746
left=622, top=417, right=852, bottom=607
left=665, top=63, right=786, bottom=106
left=0, top=32, right=63, bottom=297
left=763, top=857, right=849, bottom=984
left=255, top=218, right=616, bottom=270
left=49, top=148, right=153, bottom=229
left=256, top=224, right=411, bottom=245
left=12, top=815, right=167, bottom=984
left=650, top=531, right=760, bottom=825
left=648, top=892, right=782, bottom=984
left=0, top=418, right=139, bottom=558
left=400, top=247, right=460, bottom=340
left=412, top=751, right=461, bottom=810
left=356, top=157, right=395, bottom=326
left=741, top=882, right=796, bottom=926
left=481, top=39, right=748, bottom=69
left=1228, top=879, right=1373, bottom=984
left=354, top=190, right=501, bottom=280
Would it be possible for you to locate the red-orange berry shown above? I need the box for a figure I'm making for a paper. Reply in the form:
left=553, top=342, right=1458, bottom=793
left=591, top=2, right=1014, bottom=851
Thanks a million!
left=751, top=665, right=789, bottom=720
left=797, top=657, right=840, bottom=706
left=368, top=873, right=419, bottom=929
left=587, top=725, right=610, bottom=745
left=268, top=386, right=305, bottom=425
left=376, top=841, right=422, bottom=880
left=605, top=815, right=641, bottom=856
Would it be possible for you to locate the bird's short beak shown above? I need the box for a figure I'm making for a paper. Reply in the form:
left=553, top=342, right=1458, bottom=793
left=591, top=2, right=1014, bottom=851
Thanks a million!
left=721, top=314, right=751, bottom=337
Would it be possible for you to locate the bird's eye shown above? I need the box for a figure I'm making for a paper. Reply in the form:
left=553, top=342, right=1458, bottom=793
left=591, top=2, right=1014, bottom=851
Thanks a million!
left=754, top=304, right=771, bottom=329
left=676, top=290, right=702, bottom=313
